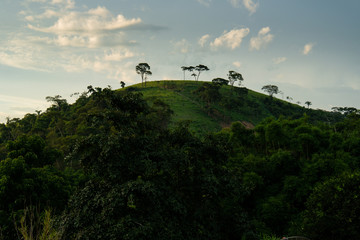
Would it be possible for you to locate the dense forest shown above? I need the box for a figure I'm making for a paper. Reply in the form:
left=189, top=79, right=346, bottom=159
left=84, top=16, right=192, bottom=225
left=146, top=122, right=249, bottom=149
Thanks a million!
left=0, top=83, right=359, bottom=240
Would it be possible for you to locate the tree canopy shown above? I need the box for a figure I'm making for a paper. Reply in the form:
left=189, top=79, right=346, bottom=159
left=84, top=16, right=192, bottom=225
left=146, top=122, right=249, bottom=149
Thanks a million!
left=195, top=64, right=209, bottom=80
left=0, top=81, right=357, bottom=240
left=136, top=63, right=152, bottom=87
left=228, top=70, right=244, bottom=88
left=262, top=85, right=279, bottom=97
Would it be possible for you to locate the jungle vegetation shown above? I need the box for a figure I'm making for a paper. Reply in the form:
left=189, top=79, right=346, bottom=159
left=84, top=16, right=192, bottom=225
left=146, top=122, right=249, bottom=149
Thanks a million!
left=0, top=81, right=359, bottom=240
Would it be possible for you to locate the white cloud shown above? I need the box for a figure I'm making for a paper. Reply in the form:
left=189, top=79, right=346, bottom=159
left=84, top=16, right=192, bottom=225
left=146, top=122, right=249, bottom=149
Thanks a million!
left=0, top=3, right=145, bottom=81
left=249, top=26, right=273, bottom=51
left=0, top=37, right=52, bottom=71
left=25, top=6, right=142, bottom=49
left=273, top=57, right=287, bottom=65
left=172, top=39, right=190, bottom=53
left=28, top=6, right=142, bottom=35
left=50, top=0, right=75, bottom=9
left=25, top=9, right=59, bottom=21
left=243, top=0, right=259, bottom=14
left=232, top=61, right=242, bottom=68
left=303, top=43, right=314, bottom=55
left=258, top=26, right=270, bottom=35
left=210, top=28, right=250, bottom=50
left=198, top=34, right=210, bottom=47
left=104, top=49, right=135, bottom=61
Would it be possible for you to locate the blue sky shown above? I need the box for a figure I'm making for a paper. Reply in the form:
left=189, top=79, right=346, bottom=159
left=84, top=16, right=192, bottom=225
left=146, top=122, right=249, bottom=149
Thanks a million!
left=1, top=0, right=360, bottom=121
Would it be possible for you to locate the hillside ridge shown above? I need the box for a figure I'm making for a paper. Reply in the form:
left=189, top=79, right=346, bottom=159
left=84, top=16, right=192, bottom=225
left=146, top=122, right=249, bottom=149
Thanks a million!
left=124, top=80, right=343, bottom=134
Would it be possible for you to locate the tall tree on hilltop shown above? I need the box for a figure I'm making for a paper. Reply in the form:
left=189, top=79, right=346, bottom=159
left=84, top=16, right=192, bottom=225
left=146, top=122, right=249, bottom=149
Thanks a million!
left=228, top=70, right=244, bottom=90
left=195, top=64, right=209, bottom=81
left=120, top=81, right=125, bottom=88
left=136, top=63, right=152, bottom=87
left=181, top=66, right=188, bottom=80
left=181, top=66, right=196, bottom=80
left=305, top=101, right=312, bottom=108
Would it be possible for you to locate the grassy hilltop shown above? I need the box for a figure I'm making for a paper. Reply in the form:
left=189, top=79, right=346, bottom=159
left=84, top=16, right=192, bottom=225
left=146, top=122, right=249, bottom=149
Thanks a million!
left=124, top=80, right=342, bottom=134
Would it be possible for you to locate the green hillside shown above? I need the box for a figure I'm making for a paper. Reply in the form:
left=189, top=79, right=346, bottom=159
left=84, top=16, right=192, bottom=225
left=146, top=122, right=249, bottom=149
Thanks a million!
left=124, top=80, right=342, bottom=134
left=0, top=82, right=359, bottom=239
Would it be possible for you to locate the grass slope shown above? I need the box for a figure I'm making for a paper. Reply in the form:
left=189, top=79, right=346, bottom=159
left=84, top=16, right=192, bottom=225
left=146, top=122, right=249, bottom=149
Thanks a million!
left=124, top=80, right=341, bottom=134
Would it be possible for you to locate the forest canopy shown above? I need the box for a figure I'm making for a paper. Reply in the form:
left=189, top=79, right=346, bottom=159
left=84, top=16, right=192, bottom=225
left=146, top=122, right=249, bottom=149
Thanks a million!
left=0, top=83, right=359, bottom=240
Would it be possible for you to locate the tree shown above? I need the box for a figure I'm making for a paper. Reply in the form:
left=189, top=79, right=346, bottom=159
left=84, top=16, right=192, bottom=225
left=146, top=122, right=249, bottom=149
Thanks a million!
left=0, top=135, right=77, bottom=239
left=195, top=64, right=209, bottom=81
left=58, top=91, right=248, bottom=240
left=191, top=72, right=197, bottom=80
left=332, top=107, right=359, bottom=116
left=305, top=101, right=312, bottom=108
left=194, top=82, right=221, bottom=106
left=262, top=85, right=279, bottom=98
left=120, top=81, right=125, bottom=88
left=228, top=71, right=244, bottom=89
left=302, top=171, right=360, bottom=240
left=286, top=96, right=293, bottom=102
left=181, top=66, right=194, bottom=80
left=181, top=66, right=196, bottom=80
left=212, top=78, right=229, bottom=86
left=181, top=66, right=187, bottom=80
left=136, top=63, right=152, bottom=87
left=45, top=95, right=68, bottom=111
left=188, top=66, right=195, bottom=78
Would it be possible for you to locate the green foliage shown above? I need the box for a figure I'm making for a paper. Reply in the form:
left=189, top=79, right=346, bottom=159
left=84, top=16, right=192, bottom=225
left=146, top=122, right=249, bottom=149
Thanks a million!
left=193, top=82, right=222, bottom=106
left=262, top=85, right=279, bottom=97
left=301, top=171, right=360, bottom=240
left=136, top=63, right=152, bottom=87
left=0, top=81, right=357, bottom=239
left=58, top=90, right=249, bottom=239
left=0, top=136, right=80, bottom=239
left=131, top=81, right=343, bottom=135
left=212, top=77, right=229, bottom=86
left=228, top=70, right=244, bottom=87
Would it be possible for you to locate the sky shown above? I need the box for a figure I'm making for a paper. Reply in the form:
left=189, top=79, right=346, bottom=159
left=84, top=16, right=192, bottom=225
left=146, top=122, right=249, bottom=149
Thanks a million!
left=1, top=0, right=360, bottom=122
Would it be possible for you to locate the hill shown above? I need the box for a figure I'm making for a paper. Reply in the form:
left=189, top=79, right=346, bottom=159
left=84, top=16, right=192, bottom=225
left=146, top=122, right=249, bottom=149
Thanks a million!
left=0, top=81, right=359, bottom=239
left=124, top=80, right=343, bottom=134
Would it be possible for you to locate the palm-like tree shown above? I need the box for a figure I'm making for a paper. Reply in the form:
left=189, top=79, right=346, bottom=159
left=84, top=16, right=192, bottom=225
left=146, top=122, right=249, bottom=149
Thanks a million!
left=305, top=101, right=312, bottom=108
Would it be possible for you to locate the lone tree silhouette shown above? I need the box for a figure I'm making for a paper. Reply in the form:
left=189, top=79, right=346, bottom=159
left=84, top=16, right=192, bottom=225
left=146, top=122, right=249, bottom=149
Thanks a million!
left=262, top=85, right=279, bottom=98
left=305, top=101, right=312, bottom=108
left=181, top=66, right=187, bottom=80
left=136, top=63, right=152, bottom=87
left=120, top=81, right=125, bottom=88
left=228, top=70, right=244, bottom=90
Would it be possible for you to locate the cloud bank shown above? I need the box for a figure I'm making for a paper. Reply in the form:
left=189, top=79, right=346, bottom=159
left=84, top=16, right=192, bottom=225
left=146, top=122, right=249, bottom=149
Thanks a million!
left=210, top=28, right=250, bottom=50
left=249, top=26, right=273, bottom=50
